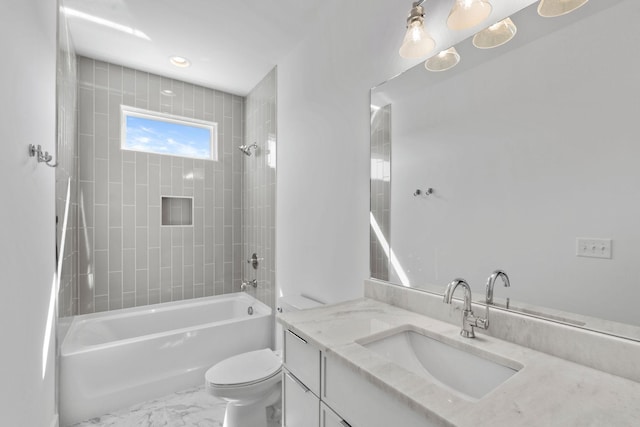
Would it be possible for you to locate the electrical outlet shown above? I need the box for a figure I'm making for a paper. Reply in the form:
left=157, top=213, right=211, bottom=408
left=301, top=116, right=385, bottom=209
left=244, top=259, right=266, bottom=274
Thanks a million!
left=576, top=238, right=612, bottom=259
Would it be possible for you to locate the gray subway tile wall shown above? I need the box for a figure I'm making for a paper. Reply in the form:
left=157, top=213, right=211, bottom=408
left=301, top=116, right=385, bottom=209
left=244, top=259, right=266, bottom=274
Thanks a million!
left=75, top=56, right=245, bottom=314
left=370, top=104, right=391, bottom=281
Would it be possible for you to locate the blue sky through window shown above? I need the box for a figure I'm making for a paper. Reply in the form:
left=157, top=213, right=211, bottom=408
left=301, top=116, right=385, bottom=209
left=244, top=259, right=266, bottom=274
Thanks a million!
left=124, top=113, right=214, bottom=160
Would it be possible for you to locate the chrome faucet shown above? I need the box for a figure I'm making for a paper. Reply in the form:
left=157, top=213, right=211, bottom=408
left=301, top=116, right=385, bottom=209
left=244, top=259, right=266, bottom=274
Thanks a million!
left=484, top=270, right=511, bottom=328
left=443, top=278, right=487, bottom=338
left=241, top=279, right=257, bottom=291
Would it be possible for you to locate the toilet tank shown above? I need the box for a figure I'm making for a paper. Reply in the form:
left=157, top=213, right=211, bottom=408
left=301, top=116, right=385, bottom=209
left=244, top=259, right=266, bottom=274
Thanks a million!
left=278, top=295, right=324, bottom=313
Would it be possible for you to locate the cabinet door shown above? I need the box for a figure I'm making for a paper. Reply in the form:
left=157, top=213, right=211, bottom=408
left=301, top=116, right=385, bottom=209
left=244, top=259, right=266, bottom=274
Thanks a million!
left=321, top=402, right=352, bottom=427
left=283, top=369, right=319, bottom=427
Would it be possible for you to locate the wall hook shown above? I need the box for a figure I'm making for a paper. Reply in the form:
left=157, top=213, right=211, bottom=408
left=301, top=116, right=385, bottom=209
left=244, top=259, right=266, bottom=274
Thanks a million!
left=28, top=144, right=57, bottom=167
left=413, top=188, right=434, bottom=197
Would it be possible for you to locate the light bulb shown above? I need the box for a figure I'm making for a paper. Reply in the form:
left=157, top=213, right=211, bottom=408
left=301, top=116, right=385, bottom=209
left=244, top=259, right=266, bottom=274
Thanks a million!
left=447, top=0, right=493, bottom=31
left=425, top=47, right=460, bottom=72
left=399, top=4, right=436, bottom=59
left=472, top=17, right=517, bottom=49
left=538, top=0, right=589, bottom=18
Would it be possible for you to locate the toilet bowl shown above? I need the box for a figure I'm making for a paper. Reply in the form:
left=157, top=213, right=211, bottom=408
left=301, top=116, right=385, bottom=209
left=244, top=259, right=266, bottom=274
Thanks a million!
left=205, top=295, right=323, bottom=427
left=206, top=348, right=282, bottom=427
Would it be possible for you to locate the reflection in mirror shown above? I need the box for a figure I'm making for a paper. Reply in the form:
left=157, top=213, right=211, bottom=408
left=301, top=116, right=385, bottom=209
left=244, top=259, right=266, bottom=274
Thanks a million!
left=370, top=0, right=640, bottom=341
left=370, top=104, right=392, bottom=282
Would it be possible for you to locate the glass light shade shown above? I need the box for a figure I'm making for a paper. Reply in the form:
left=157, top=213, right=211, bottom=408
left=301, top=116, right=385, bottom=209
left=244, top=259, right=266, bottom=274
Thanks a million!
left=399, top=18, right=436, bottom=58
left=538, top=0, right=589, bottom=18
left=472, top=18, right=517, bottom=49
left=425, top=47, right=460, bottom=72
left=447, top=0, right=493, bottom=31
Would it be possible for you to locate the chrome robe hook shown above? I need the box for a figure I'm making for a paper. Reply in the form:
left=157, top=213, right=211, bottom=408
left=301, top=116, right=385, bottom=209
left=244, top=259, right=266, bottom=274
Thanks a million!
left=28, top=144, right=57, bottom=167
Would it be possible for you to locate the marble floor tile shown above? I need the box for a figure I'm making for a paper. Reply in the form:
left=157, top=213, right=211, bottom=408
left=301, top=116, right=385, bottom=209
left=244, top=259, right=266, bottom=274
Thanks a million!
left=71, top=385, right=281, bottom=427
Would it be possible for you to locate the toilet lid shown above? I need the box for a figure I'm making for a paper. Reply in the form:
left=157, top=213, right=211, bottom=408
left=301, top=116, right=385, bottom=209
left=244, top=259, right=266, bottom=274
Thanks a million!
left=206, top=348, right=282, bottom=386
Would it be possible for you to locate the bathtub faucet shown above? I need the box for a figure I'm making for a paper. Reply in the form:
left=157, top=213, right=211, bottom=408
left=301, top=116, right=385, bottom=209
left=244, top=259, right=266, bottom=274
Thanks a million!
left=241, top=280, right=258, bottom=291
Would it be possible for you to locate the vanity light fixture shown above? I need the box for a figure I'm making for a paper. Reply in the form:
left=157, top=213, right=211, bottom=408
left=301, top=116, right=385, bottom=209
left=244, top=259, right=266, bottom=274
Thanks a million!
left=447, top=0, right=493, bottom=31
left=169, top=56, right=191, bottom=68
left=472, top=17, right=517, bottom=49
left=425, top=47, right=460, bottom=72
left=538, top=0, right=589, bottom=18
left=399, top=1, right=436, bottom=59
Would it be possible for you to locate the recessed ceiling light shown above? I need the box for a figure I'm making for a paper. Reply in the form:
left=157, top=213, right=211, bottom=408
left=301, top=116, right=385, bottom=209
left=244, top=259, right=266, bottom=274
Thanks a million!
left=160, top=89, right=175, bottom=96
left=169, top=56, right=191, bottom=68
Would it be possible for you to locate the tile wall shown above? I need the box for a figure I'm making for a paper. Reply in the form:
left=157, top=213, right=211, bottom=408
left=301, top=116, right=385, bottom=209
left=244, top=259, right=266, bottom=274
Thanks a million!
left=76, top=56, right=244, bottom=314
left=56, top=7, right=78, bottom=318
left=243, top=68, right=277, bottom=310
left=370, top=104, right=391, bottom=281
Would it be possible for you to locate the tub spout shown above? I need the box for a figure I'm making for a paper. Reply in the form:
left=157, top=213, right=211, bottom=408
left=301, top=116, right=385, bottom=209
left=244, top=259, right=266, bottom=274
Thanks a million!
left=241, top=279, right=258, bottom=291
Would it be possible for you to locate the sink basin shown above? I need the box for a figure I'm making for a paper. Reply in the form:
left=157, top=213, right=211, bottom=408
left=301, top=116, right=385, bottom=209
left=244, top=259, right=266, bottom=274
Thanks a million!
left=360, top=328, right=521, bottom=400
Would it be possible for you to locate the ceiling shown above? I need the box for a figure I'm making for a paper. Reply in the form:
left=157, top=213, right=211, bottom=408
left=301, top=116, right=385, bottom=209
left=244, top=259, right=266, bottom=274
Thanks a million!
left=62, top=0, right=332, bottom=95
left=62, top=0, right=586, bottom=97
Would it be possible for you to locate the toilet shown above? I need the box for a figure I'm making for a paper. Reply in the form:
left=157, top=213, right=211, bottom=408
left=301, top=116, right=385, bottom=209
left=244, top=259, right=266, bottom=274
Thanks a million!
left=205, top=295, right=323, bottom=427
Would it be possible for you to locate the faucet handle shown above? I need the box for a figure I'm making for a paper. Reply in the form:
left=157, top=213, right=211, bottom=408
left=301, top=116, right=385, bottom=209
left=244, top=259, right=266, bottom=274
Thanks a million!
left=474, top=315, right=488, bottom=330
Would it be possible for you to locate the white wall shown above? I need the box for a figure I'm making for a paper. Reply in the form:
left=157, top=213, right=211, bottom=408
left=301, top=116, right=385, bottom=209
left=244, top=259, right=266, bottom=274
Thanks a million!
left=276, top=1, right=416, bottom=303
left=0, top=0, right=57, bottom=425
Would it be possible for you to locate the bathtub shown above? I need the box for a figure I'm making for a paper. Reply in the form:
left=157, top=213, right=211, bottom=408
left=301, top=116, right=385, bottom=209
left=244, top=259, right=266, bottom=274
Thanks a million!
left=59, top=292, right=272, bottom=426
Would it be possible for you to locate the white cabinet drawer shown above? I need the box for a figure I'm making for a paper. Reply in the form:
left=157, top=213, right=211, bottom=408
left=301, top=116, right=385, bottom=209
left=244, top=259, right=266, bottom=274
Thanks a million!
left=284, top=329, right=320, bottom=396
left=283, top=369, right=320, bottom=427
left=323, top=353, right=441, bottom=427
left=321, top=402, right=352, bottom=427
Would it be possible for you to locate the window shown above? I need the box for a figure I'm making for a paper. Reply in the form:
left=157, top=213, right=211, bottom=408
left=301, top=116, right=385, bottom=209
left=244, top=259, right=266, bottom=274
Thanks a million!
left=121, top=105, right=217, bottom=160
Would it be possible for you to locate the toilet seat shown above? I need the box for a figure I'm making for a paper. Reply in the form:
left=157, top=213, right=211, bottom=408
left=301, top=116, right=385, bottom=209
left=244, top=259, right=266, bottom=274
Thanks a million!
left=206, top=348, right=282, bottom=388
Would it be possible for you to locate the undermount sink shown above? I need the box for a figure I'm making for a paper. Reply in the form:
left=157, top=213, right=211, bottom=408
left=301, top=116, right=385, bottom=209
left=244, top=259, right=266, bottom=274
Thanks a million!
left=359, top=328, right=521, bottom=400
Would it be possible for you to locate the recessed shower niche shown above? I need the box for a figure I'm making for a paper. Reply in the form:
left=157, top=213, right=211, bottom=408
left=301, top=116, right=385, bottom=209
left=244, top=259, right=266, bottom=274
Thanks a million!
left=161, top=196, right=193, bottom=226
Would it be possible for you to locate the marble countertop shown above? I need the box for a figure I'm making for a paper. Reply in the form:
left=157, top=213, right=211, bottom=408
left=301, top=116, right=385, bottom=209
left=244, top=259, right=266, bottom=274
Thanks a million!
left=278, top=298, right=640, bottom=427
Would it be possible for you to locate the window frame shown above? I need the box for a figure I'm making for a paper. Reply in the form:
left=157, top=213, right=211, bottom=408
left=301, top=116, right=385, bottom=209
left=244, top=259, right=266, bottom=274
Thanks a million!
left=120, top=105, right=218, bottom=161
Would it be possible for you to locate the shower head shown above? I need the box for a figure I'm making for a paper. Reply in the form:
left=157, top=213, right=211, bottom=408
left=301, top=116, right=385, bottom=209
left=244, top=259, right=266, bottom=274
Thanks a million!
left=238, top=143, right=258, bottom=156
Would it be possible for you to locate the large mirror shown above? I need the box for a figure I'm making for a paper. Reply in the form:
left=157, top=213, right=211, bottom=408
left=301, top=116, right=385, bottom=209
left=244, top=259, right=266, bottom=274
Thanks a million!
left=370, top=0, right=640, bottom=341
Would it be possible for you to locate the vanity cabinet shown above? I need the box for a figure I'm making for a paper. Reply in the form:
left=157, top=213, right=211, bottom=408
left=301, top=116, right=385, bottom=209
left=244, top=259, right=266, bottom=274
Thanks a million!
left=321, top=402, right=350, bottom=427
left=322, top=352, right=438, bottom=427
left=282, top=329, right=321, bottom=427
left=283, top=328, right=428, bottom=427
left=283, top=329, right=320, bottom=394
left=283, top=369, right=320, bottom=427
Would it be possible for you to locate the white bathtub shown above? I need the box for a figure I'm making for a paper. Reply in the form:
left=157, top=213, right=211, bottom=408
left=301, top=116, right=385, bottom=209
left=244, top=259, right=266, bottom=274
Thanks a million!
left=59, top=293, right=272, bottom=426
